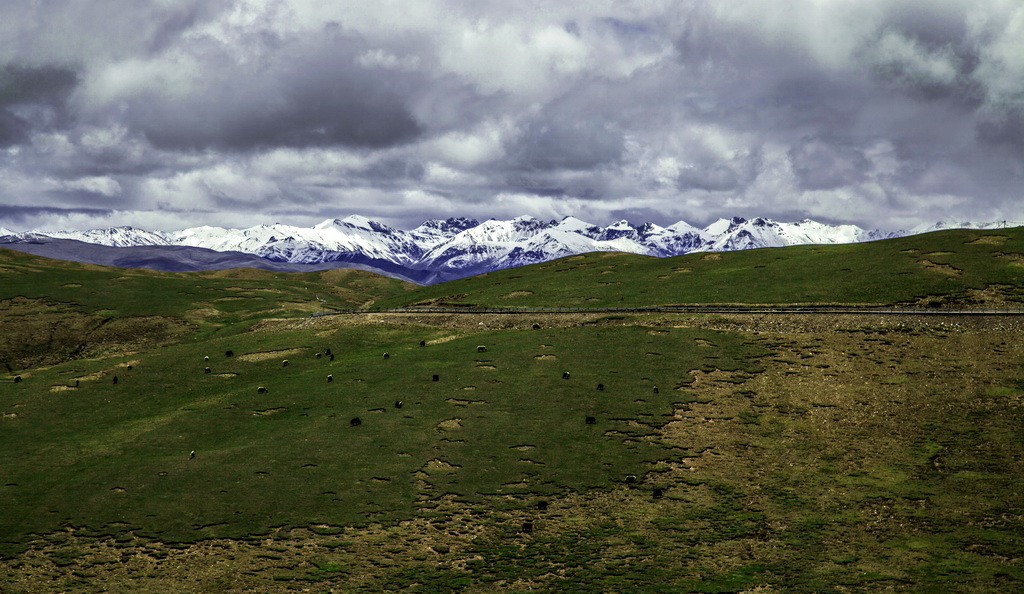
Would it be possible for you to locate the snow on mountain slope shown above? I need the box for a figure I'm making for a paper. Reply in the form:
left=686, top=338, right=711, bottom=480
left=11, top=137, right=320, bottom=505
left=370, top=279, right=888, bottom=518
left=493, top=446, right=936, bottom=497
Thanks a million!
left=408, top=217, right=480, bottom=246
left=169, top=216, right=423, bottom=265
left=495, top=228, right=649, bottom=271
left=40, top=226, right=171, bottom=247
left=26, top=213, right=1008, bottom=283
left=0, top=227, right=14, bottom=236
left=702, top=217, right=891, bottom=252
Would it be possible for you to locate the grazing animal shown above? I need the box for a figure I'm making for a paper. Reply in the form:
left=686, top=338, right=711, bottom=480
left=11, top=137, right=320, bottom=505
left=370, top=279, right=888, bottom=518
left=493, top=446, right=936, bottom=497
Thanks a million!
left=419, top=340, right=426, bottom=347
left=477, top=345, right=487, bottom=352
left=653, top=386, right=659, bottom=394
left=316, top=352, right=322, bottom=359
left=585, top=416, right=596, bottom=424
left=257, top=386, right=268, bottom=394
left=562, top=372, right=571, bottom=380
left=383, top=352, right=390, bottom=359
left=350, top=417, right=362, bottom=427
left=624, top=475, right=637, bottom=484
left=204, top=367, right=211, bottom=374
left=204, top=356, right=209, bottom=362
left=432, top=374, right=439, bottom=382
left=532, top=323, right=541, bottom=329
left=113, top=376, right=118, bottom=385
left=282, top=360, right=289, bottom=367
left=653, top=487, right=664, bottom=499
left=394, top=400, right=403, bottom=409
left=537, top=500, right=548, bottom=511
left=325, top=348, right=332, bottom=356
left=75, top=380, right=80, bottom=388
left=327, top=374, right=333, bottom=383
left=13, top=375, right=21, bottom=383
left=596, top=383, right=604, bottom=391
left=329, top=354, right=335, bottom=361
left=521, top=521, right=533, bottom=533
left=126, top=365, right=133, bottom=371
left=225, top=350, right=233, bottom=357
left=189, top=450, right=196, bottom=460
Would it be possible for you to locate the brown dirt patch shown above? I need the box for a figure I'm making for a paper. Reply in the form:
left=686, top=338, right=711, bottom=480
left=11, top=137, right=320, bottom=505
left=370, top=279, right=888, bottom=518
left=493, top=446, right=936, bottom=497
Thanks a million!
left=702, top=253, right=722, bottom=260
left=967, top=235, right=1008, bottom=245
left=534, top=354, right=558, bottom=360
left=422, top=459, right=461, bottom=473
left=446, top=398, right=487, bottom=406
left=49, top=385, right=77, bottom=392
left=428, top=335, right=461, bottom=345
left=435, top=418, right=463, bottom=431
left=184, top=307, right=221, bottom=321
left=237, top=348, right=307, bottom=362
left=72, top=371, right=106, bottom=382
left=252, top=408, right=286, bottom=416
left=501, top=290, right=534, bottom=298
left=919, top=259, right=962, bottom=276
left=1000, top=253, right=1024, bottom=267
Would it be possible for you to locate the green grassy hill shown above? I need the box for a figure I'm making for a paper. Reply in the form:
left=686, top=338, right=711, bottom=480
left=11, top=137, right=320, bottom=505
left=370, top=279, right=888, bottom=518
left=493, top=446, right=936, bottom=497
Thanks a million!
left=1, top=235, right=1023, bottom=591
left=375, top=227, right=1024, bottom=309
left=0, top=248, right=411, bottom=371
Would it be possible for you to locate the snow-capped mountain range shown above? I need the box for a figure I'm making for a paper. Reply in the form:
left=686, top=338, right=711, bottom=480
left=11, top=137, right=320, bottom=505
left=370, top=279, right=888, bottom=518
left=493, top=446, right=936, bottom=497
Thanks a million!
left=1, top=216, right=1018, bottom=284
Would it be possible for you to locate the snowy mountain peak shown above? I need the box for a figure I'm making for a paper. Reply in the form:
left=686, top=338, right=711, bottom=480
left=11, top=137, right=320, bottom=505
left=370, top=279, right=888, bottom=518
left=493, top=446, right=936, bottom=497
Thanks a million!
left=19, top=213, right=1008, bottom=285
left=37, top=226, right=170, bottom=247
left=704, top=217, right=745, bottom=235
left=313, top=218, right=345, bottom=229
left=416, top=217, right=480, bottom=233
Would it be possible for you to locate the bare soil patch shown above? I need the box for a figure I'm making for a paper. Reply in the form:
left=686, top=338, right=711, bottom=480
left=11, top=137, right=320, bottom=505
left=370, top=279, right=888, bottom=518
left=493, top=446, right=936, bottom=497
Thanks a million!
left=534, top=354, right=558, bottom=360
left=1000, top=253, right=1024, bottom=267
left=435, top=418, right=463, bottom=431
left=967, top=235, right=1008, bottom=245
left=919, top=259, right=962, bottom=276
left=237, top=348, right=307, bottom=362
left=252, top=408, right=285, bottom=416
left=501, top=290, right=534, bottom=299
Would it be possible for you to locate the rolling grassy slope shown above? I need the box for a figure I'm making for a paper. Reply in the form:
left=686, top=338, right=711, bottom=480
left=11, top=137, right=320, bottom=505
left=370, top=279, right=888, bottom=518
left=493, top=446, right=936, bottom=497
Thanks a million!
left=2, top=232, right=1024, bottom=590
left=0, top=248, right=412, bottom=371
left=375, top=227, right=1024, bottom=309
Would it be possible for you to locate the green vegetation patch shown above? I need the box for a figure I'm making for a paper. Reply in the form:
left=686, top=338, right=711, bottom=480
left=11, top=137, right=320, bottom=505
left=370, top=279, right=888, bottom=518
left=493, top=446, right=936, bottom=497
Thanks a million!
left=376, top=227, right=1024, bottom=308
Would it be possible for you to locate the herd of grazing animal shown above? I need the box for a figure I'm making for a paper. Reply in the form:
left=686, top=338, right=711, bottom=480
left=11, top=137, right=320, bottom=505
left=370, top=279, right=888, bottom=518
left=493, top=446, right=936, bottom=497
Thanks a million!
left=9, top=325, right=663, bottom=498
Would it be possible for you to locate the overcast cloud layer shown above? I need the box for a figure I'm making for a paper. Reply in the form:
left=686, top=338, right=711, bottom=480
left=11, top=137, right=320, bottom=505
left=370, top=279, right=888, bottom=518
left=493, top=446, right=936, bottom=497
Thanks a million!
left=2, top=0, right=1023, bottom=232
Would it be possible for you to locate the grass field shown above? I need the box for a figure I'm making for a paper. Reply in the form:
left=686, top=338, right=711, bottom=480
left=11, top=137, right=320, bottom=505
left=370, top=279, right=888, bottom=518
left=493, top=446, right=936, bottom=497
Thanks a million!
left=2, top=233, right=1024, bottom=591
left=374, top=227, right=1024, bottom=309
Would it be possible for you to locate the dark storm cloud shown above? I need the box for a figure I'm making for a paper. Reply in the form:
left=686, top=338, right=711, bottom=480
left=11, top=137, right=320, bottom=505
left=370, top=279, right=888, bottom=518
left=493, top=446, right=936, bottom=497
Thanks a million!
left=505, top=118, right=625, bottom=172
left=789, top=138, right=870, bottom=191
left=0, top=64, right=78, bottom=146
left=0, top=205, right=112, bottom=224
left=121, top=27, right=423, bottom=152
left=1, top=1, right=1023, bottom=232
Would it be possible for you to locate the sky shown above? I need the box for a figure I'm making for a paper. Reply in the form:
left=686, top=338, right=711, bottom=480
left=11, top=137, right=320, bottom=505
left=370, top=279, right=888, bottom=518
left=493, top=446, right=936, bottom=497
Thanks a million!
left=1, top=0, right=1023, bottom=233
